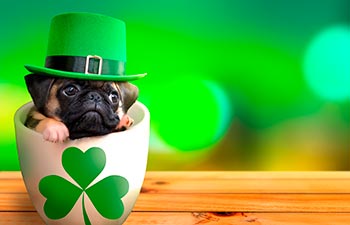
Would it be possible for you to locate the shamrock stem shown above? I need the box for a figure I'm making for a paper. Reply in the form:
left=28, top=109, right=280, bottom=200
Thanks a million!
left=82, top=193, right=92, bottom=225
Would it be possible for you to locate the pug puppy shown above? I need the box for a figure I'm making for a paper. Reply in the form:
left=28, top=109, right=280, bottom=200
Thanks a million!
left=24, top=74, right=139, bottom=142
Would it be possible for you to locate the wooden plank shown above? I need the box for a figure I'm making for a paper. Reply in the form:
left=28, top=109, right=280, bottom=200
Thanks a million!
left=144, top=171, right=350, bottom=180
left=0, top=212, right=45, bottom=225
left=2, top=172, right=350, bottom=194
left=3, top=178, right=350, bottom=194
left=134, top=193, right=350, bottom=212
left=0, top=179, right=26, bottom=193
left=1, top=212, right=349, bottom=225
left=127, top=212, right=350, bottom=225
left=0, top=193, right=34, bottom=211
left=0, top=172, right=23, bottom=179
left=126, top=212, right=350, bottom=225
left=1, top=193, right=350, bottom=213
left=2, top=171, right=350, bottom=181
left=141, top=178, right=350, bottom=194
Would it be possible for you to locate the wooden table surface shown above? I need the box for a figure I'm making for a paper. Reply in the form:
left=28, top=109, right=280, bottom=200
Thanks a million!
left=1, top=171, right=349, bottom=224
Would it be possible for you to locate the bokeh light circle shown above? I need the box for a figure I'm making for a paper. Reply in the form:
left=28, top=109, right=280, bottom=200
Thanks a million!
left=151, top=78, right=232, bottom=151
left=303, top=25, right=350, bottom=101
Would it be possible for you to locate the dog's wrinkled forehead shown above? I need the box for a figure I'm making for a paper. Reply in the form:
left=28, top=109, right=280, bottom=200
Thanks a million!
left=58, top=79, right=117, bottom=91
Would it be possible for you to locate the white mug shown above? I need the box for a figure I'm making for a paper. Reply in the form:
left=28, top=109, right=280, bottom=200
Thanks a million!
left=14, top=101, right=150, bottom=225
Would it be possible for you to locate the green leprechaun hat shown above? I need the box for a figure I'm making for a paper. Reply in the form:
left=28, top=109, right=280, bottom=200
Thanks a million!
left=25, top=12, right=146, bottom=81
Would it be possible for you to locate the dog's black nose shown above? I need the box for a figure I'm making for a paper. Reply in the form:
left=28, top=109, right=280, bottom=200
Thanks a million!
left=88, top=92, right=102, bottom=102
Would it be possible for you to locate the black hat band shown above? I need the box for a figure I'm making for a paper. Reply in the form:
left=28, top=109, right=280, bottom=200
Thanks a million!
left=45, top=55, right=125, bottom=75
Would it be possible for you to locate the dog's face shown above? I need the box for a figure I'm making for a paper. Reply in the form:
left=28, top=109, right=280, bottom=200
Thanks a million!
left=25, top=74, right=138, bottom=139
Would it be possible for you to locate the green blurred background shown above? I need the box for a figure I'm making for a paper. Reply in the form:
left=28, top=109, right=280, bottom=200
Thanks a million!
left=1, top=0, right=349, bottom=171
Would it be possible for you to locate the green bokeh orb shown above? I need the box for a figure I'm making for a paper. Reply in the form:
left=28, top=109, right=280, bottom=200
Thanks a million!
left=304, top=25, right=350, bottom=101
left=150, top=78, right=232, bottom=151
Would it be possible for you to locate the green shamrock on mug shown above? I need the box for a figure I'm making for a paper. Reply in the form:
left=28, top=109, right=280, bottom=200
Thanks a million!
left=39, top=146, right=129, bottom=225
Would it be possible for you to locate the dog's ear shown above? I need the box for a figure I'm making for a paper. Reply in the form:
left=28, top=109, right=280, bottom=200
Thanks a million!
left=117, top=82, right=139, bottom=112
left=24, top=74, right=56, bottom=113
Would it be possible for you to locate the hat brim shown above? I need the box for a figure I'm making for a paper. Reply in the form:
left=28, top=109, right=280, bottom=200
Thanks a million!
left=25, top=64, right=147, bottom=81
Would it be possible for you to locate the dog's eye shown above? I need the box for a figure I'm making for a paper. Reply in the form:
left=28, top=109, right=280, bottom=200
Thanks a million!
left=63, top=85, right=79, bottom=96
left=109, top=91, right=119, bottom=103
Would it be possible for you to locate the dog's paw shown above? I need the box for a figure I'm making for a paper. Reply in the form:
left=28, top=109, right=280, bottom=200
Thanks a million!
left=116, top=115, right=134, bottom=131
left=36, top=118, right=69, bottom=143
